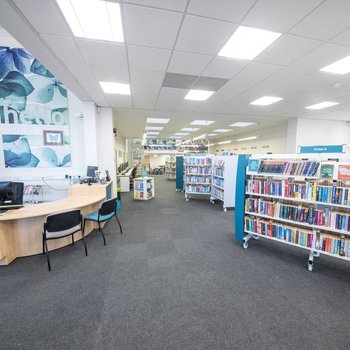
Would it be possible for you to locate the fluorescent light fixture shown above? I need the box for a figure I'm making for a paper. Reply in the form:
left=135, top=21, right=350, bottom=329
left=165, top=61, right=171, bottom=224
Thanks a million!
left=145, top=126, right=163, bottom=131
left=142, top=133, right=146, bottom=139
left=193, top=134, right=206, bottom=140
left=99, top=82, right=130, bottom=95
left=305, top=101, right=339, bottom=110
left=184, top=90, right=214, bottom=101
left=206, top=133, right=217, bottom=137
left=217, top=140, right=231, bottom=145
left=174, top=132, right=189, bottom=136
left=250, top=96, right=282, bottom=106
left=320, top=56, right=350, bottom=75
left=213, top=129, right=232, bottom=133
left=146, top=118, right=170, bottom=124
left=57, top=0, right=124, bottom=42
left=218, top=25, right=281, bottom=60
left=146, top=136, right=156, bottom=138
left=208, top=143, right=216, bottom=146
left=172, top=136, right=182, bottom=139
left=146, top=132, right=159, bottom=135
left=230, top=122, right=256, bottom=127
left=181, top=127, right=199, bottom=132
left=190, top=120, right=215, bottom=126
left=237, top=136, right=257, bottom=142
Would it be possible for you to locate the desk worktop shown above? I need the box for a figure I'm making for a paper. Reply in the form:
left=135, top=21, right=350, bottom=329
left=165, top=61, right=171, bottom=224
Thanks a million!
left=0, top=181, right=112, bottom=265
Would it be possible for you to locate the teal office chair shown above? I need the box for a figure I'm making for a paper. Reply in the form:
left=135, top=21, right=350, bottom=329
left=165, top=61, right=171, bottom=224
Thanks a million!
left=83, top=198, right=122, bottom=246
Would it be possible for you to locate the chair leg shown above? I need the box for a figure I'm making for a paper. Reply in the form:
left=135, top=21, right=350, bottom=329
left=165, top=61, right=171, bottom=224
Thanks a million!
left=44, top=239, right=51, bottom=271
left=72, top=233, right=74, bottom=245
left=98, top=222, right=106, bottom=246
left=42, top=234, right=45, bottom=255
left=81, top=230, right=88, bottom=256
left=115, top=214, right=123, bottom=234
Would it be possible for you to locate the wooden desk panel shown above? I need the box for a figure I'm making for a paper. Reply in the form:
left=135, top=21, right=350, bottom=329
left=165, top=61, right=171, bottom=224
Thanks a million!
left=0, top=194, right=105, bottom=265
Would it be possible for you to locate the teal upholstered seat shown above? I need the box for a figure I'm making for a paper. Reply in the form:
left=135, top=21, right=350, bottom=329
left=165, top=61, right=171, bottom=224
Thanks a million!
left=83, top=198, right=122, bottom=246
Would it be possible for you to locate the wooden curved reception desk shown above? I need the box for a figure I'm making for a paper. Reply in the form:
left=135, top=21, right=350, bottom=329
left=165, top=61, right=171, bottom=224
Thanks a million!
left=0, top=182, right=111, bottom=265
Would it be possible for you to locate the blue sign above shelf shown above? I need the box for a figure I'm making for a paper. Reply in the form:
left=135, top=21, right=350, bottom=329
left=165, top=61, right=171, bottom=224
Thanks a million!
left=298, top=145, right=345, bottom=154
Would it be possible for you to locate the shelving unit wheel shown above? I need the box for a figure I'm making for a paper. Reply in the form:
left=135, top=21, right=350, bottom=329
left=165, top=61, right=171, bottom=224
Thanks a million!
left=243, top=242, right=248, bottom=249
left=253, top=235, right=259, bottom=240
left=308, top=263, right=313, bottom=272
left=223, top=207, right=227, bottom=212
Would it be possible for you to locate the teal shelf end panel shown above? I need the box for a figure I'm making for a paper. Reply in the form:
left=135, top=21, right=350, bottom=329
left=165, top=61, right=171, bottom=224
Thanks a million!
left=235, top=154, right=249, bottom=242
left=106, top=182, right=112, bottom=199
left=176, top=156, right=184, bottom=191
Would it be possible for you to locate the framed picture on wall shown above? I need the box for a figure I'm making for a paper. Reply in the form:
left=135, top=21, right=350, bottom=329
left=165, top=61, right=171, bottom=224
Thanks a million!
left=43, top=130, right=64, bottom=146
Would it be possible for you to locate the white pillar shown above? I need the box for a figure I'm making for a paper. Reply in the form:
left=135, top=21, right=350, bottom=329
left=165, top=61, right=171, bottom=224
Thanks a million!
left=82, top=102, right=99, bottom=166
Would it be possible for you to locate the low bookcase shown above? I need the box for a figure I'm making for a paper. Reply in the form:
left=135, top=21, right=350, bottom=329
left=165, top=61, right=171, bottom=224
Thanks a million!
left=134, top=177, right=155, bottom=200
left=235, top=154, right=350, bottom=271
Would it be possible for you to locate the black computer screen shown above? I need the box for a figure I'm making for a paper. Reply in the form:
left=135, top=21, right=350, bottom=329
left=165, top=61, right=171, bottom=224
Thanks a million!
left=86, top=165, right=98, bottom=178
left=0, top=181, right=12, bottom=205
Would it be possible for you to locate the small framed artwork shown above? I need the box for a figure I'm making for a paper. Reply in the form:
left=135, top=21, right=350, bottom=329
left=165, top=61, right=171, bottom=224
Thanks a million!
left=43, top=130, right=64, bottom=146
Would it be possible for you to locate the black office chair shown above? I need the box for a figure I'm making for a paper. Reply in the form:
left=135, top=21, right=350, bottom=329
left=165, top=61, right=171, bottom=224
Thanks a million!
left=129, top=167, right=137, bottom=189
left=83, top=197, right=122, bottom=246
left=42, top=209, right=87, bottom=271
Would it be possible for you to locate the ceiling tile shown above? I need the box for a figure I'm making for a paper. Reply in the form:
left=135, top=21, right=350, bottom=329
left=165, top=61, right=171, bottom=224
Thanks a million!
left=89, top=66, right=129, bottom=83
left=290, top=0, right=350, bottom=41
left=203, top=57, right=248, bottom=79
left=168, top=51, right=213, bottom=75
left=256, top=34, right=322, bottom=66
left=12, top=0, right=71, bottom=36
left=40, top=34, right=84, bottom=63
left=105, top=94, right=132, bottom=108
left=290, top=43, right=350, bottom=72
left=124, top=5, right=182, bottom=49
left=76, top=39, right=127, bottom=67
left=64, top=62, right=96, bottom=83
left=194, top=79, right=256, bottom=112
left=131, top=85, right=160, bottom=109
left=233, top=62, right=282, bottom=82
left=263, top=67, right=311, bottom=85
left=242, top=0, right=323, bottom=32
left=175, top=15, right=237, bottom=55
left=123, top=0, right=188, bottom=11
left=187, top=0, right=255, bottom=22
left=155, top=87, right=187, bottom=110
left=330, top=28, right=350, bottom=47
left=192, top=77, right=229, bottom=91
left=130, top=69, right=165, bottom=86
left=127, top=45, right=171, bottom=71
left=162, top=73, right=197, bottom=89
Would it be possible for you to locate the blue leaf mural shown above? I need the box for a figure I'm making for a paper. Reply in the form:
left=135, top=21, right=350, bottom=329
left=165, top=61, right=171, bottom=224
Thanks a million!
left=0, top=46, right=33, bottom=79
left=30, top=58, right=54, bottom=78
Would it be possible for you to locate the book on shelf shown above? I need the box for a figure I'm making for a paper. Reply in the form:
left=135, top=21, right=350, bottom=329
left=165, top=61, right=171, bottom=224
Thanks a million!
left=319, top=163, right=335, bottom=179
left=256, top=160, right=320, bottom=176
left=244, top=216, right=350, bottom=257
left=338, top=164, right=350, bottom=181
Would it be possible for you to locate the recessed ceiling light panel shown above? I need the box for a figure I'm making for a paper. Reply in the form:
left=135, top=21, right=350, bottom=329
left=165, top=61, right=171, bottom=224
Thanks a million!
left=250, top=96, right=282, bottom=106
left=174, top=132, right=189, bottom=136
left=57, top=0, right=124, bottom=42
left=181, top=128, right=199, bottom=132
left=190, top=120, right=215, bottom=126
left=305, top=102, right=339, bottom=110
left=184, top=90, right=214, bottom=101
left=145, top=126, right=163, bottom=131
left=237, top=136, right=257, bottom=141
left=217, top=140, right=231, bottom=145
left=213, top=129, right=232, bottom=133
left=230, top=122, right=256, bottom=127
left=320, top=56, right=350, bottom=75
left=218, top=25, right=281, bottom=60
left=99, top=82, right=130, bottom=95
left=206, top=133, right=217, bottom=136
left=146, top=118, right=170, bottom=124
left=146, top=132, right=159, bottom=135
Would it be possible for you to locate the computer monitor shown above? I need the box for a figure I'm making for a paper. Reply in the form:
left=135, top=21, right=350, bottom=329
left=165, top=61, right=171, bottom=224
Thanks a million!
left=0, top=181, right=24, bottom=210
left=86, top=165, right=98, bottom=178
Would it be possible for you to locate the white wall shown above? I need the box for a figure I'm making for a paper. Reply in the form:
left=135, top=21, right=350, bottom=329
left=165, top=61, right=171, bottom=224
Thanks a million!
left=209, top=123, right=288, bottom=155
left=149, top=154, right=168, bottom=168
left=115, top=133, right=126, bottom=166
left=287, top=118, right=350, bottom=153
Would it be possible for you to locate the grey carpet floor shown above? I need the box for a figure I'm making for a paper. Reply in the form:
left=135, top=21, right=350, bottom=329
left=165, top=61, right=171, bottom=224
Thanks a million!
left=1, top=176, right=350, bottom=350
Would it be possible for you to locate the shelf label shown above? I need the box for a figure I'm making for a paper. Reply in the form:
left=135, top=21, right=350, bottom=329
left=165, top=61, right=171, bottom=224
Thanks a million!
left=298, top=145, right=345, bottom=154
left=248, top=159, right=260, bottom=173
